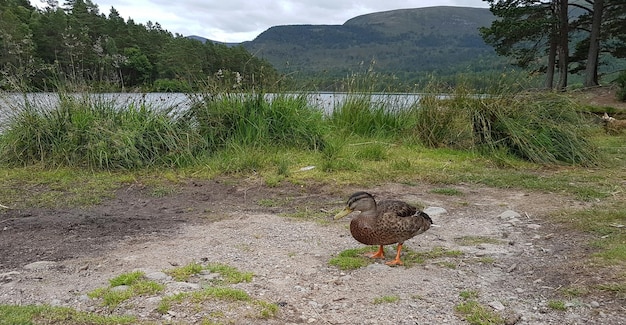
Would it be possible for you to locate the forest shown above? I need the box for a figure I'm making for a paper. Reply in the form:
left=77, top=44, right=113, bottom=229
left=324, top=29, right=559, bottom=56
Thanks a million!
left=0, top=0, right=281, bottom=92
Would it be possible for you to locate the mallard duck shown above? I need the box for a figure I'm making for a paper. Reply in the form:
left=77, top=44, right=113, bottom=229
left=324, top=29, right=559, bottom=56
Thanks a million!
left=334, top=191, right=433, bottom=266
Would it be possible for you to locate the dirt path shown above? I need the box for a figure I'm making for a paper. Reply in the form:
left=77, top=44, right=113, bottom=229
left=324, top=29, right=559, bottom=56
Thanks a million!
left=0, top=180, right=624, bottom=324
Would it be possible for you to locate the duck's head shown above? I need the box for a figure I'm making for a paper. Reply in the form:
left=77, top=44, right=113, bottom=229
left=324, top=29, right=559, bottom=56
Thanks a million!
left=334, top=191, right=376, bottom=219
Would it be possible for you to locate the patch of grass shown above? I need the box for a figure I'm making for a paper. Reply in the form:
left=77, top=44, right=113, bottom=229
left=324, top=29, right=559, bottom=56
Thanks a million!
left=354, top=143, right=388, bottom=161
left=560, top=285, right=589, bottom=298
left=204, top=263, right=254, bottom=284
left=88, top=271, right=164, bottom=310
left=165, top=262, right=254, bottom=284
left=430, top=187, right=464, bottom=196
left=1, top=94, right=204, bottom=169
left=552, top=200, right=626, bottom=266
left=188, top=93, right=325, bottom=151
left=476, top=256, right=496, bottom=265
left=166, top=262, right=204, bottom=282
left=109, top=271, right=145, bottom=287
left=597, top=283, right=626, bottom=299
left=455, top=236, right=504, bottom=246
left=455, top=290, right=505, bottom=325
left=0, top=305, right=136, bottom=325
left=157, top=286, right=277, bottom=319
left=459, top=290, right=480, bottom=300
left=403, top=246, right=464, bottom=267
left=416, top=89, right=600, bottom=166
left=0, top=166, right=125, bottom=208
left=328, top=247, right=376, bottom=270
left=547, top=300, right=567, bottom=311
left=373, top=295, right=400, bottom=304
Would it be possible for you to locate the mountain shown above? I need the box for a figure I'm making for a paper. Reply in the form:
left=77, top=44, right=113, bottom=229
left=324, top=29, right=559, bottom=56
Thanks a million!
left=185, top=35, right=239, bottom=47
left=241, top=6, right=503, bottom=80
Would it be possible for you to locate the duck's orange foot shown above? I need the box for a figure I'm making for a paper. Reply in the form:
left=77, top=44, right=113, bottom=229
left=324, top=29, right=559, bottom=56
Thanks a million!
left=366, top=245, right=385, bottom=259
left=385, top=258, right=404, bottom=266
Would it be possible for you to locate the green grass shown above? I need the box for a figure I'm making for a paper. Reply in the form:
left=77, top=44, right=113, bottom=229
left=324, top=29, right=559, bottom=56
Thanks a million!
left=165, top=262, right=205, bottom=282
left=0, top=94, right=204, bottom=169
left=0, top=305, right=137, bottom=325
left=455, top=290, right=505, bottom=325
left=164, top=262, right=254, bottom=284
left=87, top=271, right=164, bottom=310
left=373, top=295, right=400, bottom=304
left=156, top=287, right=278, bottom=319
left=547, top=300, right=567, bottom=311
left=329, top=246, right=463, bottom=269
left=328, top=247, right=376, bottom=270
left=430, top=187, right=464, bottom=196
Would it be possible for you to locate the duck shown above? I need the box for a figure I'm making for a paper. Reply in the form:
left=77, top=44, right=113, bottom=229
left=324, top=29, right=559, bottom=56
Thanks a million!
left=334, top=191, right=433, bottom=266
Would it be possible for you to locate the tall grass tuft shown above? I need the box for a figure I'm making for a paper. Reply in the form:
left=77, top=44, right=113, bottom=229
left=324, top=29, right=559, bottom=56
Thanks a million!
left=330, top=94, right=418, bottom=139
left=0, top=94, right=205, bottom=169
left=187, top=92, right=326, bottom=151
left=415, top=89, right=600, bottom=166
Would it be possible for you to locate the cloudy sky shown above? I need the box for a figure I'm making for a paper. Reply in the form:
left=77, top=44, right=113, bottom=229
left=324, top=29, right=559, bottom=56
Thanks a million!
left=30, top=0, right=489, bottom=43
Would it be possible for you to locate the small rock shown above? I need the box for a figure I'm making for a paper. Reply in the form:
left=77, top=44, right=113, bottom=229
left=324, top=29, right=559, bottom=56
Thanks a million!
left=590, top=301, right=600, bottom=308
left=0, top=271, right=20, bottom=283
left=504, top=312, right=522, bottom=325
left=423, top=207, right=447, bottom=217
left=168, top=282, right=200, bottom=290
left=498, top=210, right=521, bottom=220
left=507, top=264, right=518, bottom=273
left=111, top=285, right=129, bottom=292
left=23, top=261, right=58, bottom=271
left=526, top=224, right=542, bottom=230
left=145, top=271, right=171, bottom=281
left=489, top=300, right=506, bottom=311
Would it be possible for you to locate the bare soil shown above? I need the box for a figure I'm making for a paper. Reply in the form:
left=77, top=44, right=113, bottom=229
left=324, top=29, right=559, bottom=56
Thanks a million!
left=1, top=178, right=625, bottom=325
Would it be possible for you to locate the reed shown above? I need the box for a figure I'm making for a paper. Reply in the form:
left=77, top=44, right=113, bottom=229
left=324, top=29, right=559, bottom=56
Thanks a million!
left=414, top=87, right=600, bottom=166
left=186, top=92, right=326, bottom=151
left=0, top=93, right=204, bottom=169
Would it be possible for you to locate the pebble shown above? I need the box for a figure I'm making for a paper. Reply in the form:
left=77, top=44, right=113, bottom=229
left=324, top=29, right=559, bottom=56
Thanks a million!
left=23, top=261, right=58, bottom=271
left=145, top=271, right=171, bottom=281
left=498, top=210, right=521, bottom=220
left=489, top=300, right=506, bottom=311
left=526, top=224, right=542, bottom=230
left=590, top=301, right=600, bottom=308
left=0, top=271, right=20, bottom=283
left=423, top=207, right=447, bottom=217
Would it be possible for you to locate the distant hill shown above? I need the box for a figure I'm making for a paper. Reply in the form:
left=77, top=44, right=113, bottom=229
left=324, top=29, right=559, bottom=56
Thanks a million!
left=239, top=6, right=505, bottom=80
left=186, top=35, right=239, bottom=47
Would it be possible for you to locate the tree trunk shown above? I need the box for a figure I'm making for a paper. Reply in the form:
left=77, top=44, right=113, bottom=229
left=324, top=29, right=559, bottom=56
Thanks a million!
left=557, top=0, right=569, bottom=90
left=584, top=0, right=604, bottom=87
left=545, top=34, right=557, bottom=89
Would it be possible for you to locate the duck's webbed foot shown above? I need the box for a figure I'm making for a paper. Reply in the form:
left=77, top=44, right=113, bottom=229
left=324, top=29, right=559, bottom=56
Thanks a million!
left=366, top=245, right=385, bottom=259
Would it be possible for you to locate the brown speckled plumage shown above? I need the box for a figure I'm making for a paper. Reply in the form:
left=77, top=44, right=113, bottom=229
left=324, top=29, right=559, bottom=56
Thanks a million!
left=335, top=191, right=432, bottom=265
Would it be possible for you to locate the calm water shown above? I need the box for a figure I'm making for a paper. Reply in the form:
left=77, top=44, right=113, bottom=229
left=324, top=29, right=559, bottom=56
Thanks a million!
left=0, top=92, right=425, bottom=133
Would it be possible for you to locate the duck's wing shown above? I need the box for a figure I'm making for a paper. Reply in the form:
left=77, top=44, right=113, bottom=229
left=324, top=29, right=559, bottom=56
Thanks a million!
left=377, top=200, right=417, bottom=218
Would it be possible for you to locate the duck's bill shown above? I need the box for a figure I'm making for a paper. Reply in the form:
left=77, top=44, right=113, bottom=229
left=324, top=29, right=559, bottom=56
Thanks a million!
left=334, top=207, right=353, bottom=220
